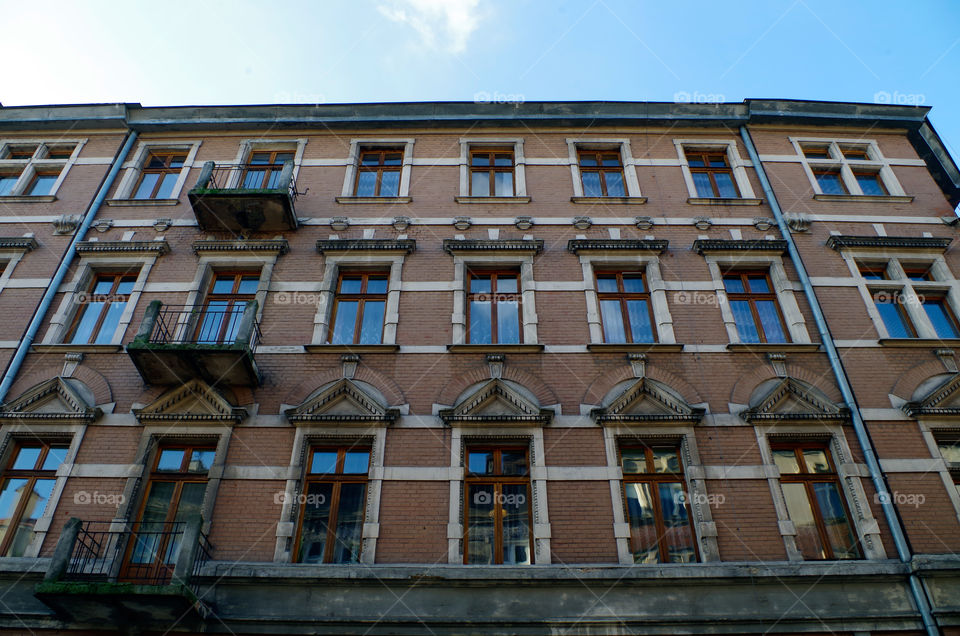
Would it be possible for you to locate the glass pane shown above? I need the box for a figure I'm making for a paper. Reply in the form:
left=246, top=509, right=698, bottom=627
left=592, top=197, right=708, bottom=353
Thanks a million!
left=170, top=155, right=186, bottom=168
left=625, top=482, right=659, bottom=563
left=12, top=446, right=41, bottom=470
left=6, top=478, right=55, bottom=557
left=156, top=449, right=185, bottom=471
left=27, top=175, right=57, bottom=195
left=469, top=300, right=492, bottom=344
left=383, top=153, right=402, bottom=166
left=781, top=482, right=826, bottom=560
left=237, top=277, right=259, bottom=294
left=470, top=276, right=491, bottom=294
left=358, top=301, right=385, bottom=344
left=746, top=276, right=769, bottom=293
left=802, top=449, right=831, bottom=474
left=497, top=299, right=520, bottom=344
left=692, top=173, right=714, bottom=197
left=581, top=172, right=602, bottom=197
left=708, top=155, right=728, bottom=167
left=731, top=300, right=761, bottom=343
left=41, top=446, right=68, bottom=471
left=155, top=173, right=179, bottom=199
left=938, top=441, right=960, bottom=463
left=211, top=277, right=235, bottom=294
left=330, top=483, right=366, bottom=563
left=93, top=300, right=126, bottom=344
left=755, top=300, right=787, bottom=343
left=687, top=156, right=705, bottom=167
left=360, top=153, right=380, bottom=166
left=115, top=278, right=136, bottom=295
left=133, top=173, right=160, bottom=199
left=856, top=173, right=885, bottom=195
left=501, top=484, right=531, bottom=565
left=343, top=451, right=369, bottom=474
left=331, top=300, right=359, bottom=344
left=188, top=450, right=215, bottom=473
left=813, top=482, right=860, bottom=559
left=773, top=450, right=801, bottom=474
left=923, top=301, right=959, bottom=338
left=131, top=481, right=175, bottom=563
left=471, top=154, right=489, bottom=167
left=466, top=484, right=496, bottom=564
left=626, top=300, right=655, bottom=342
left=494, top=171, right=513, bottom=196
left=714, top=173, right=737, bottom=198
left=0, top=176, right=18, bottom=196
left=471, top=171, right=490, bottom=196
left=622, top=276, right=645, bottom=293
left=0, top=478, right=28, bottom=551
left=221, top=303, right=245, bottom=342
left=659, top=483, right=696, bottom=563
left=501, top=451, right=528, bottom=476
left=339, top=277, right=362, bottom=294
left=468, top=451, right=493, bottom=475
left=494, top=154, right=512, bottom=167
left=596, top=275, right=618, bottom=293
left=366, top=277, right=388, bottom=295
left=242, top=169, right=266, bottom=189
left=355, top=171, right=377, bottom=197
left=298, top=482, right=333, bottom=563
left=579, top=155, right=598, bottom=167
left=249, top=152, right=271, bottom=165
left=604, top=171, right=625, bottom=196
left=310, top=451, right=338, bottom=475
left=497, top=275, right=517, bottom=294
left=804, top=148, right=830, bottom=159
left=69, top=303, right=103, bottom=344
left=601, top=154, right=621, bottom=167
left=379, top=171, right=400, bottom=197
left=196, top=301, right=228, bottom=344
left=722, top=276, right=745, bottom=294
left=600, top=299, right=626, bottom=343
left=652, top=449, right=680, bottom=473
left=815, top=172, right=845, bottom=195
left=620, top=449, right=647, bottom=474
left=875, top=300, right=912, bottom=338
left=164, top=482, right=206, bottom=563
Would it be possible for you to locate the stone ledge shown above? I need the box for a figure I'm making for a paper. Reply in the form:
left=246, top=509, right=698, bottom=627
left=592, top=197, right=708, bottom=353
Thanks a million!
left=455, top=196, right=531, bottom=204
left=192, top=239, right=290, bottom=254
left=304, top=344, right=400, bottom=353
left=587, top=343, right=684, bottom=352
left=335, top=196, right=412, bottom=204
left=447, top=344, right=544, bottom=353
left=570, top=196, right=647, bottom=205
left=568, top=239, right=668, bottom=254
left=692, top=239, right=787, bottom=254
left=105, top=198, right=180, bottom=206
left=687, top=197, right=762, bottom=206
left=726, top=343, right=821, bottom=352
left=443, top=239, right=543, bottom=254
left=814, top=194, right=914, bottom=203
left=0, top=237, right=38, bottom=251
left=827, top=235, right=951, bottom=251
left=76, top=240, right=170, bottom=256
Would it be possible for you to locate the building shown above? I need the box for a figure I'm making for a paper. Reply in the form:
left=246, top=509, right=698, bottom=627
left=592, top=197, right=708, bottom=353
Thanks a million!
left=0, top=99, right=958, bottom=634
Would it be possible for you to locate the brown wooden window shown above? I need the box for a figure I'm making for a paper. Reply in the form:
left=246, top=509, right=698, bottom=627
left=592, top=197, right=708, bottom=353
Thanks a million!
left=870, top=289, right=915, bottom=338
left=467, top=270, right=521, bottom=344
left=812, top=168, right=847, bottom=195
left=470, top=148, right=514, bottom=196
left=133, top=152, right=187, bottom=199
left=596, top=271, right=656, bottom=343
left=578, top=150, right=626, bottom=197
left=24, top=171, right=59, bottom=196
left=4, top=145, right=38, bottom=160
left=619, top=443, right=697, bottom=563
left=722, top=271, right=789, bottom=343
left=241, top=150, right=294, bottom=190
left=801, top=145, right=831, bottom=159
left=45, top=146, right=75, bottom=160
left=295, top=445, right=370, bottom=564
left=355, top=149, right=402, bottom=197
left=0, top=441, right=69, bottom=557
left=685, top=150, right=739, bottom=198
left=123, top=443, right=215, bottom=582
left=66, top=271, right=138, bottom=344
left=197, top=271, right=259, bottom=344
left=936, top=438, right=960, bottom=497
left=840, top=147, right=870, bottom=160
left=857, top=263, right=888, bottom=281
left=903, top=265, right=933, bottom=282
left=771, top=442, right=861, bottom=560
left=921, top=294, right=960, bottom=338
left=464, top=445, right=532, bottom=565
left=328, top=272, right=388, bottom=345
left=0, top=171, right=18, bottom=196
left=853, top=170, right=887, bottom=195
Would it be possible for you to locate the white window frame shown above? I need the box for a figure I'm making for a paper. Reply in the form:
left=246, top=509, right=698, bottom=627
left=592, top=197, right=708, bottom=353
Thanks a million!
left=111, top=139, right=202, bottom=202
left=0, top=139, right=85, bottom=199
left=790, top=137, right=906, bottom=197
left=566, top=138, right=643, bottom=198
left=340, top=138, right=415, bottom=198
left=452, top=252, right=539, bottom=345
left=458, top=137, right=527, bottom=198
left=674, top=139, right=756, bottom=200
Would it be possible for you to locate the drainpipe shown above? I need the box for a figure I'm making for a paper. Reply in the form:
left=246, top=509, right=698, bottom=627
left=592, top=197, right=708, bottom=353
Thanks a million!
left=739, top=125, right=940, bottom=636
left=0, top=130, right=138, bottom=403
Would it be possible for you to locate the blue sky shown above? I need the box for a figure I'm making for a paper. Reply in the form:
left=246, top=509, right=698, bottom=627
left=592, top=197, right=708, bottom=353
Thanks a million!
left=2, top=0, right=958, bottom=161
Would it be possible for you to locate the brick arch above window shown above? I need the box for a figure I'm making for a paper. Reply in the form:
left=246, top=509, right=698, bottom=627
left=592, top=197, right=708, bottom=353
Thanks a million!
left=728, top=365, right=843, bottom=407
left=436, top=365, right=557, bottom=411
left=580, top=364, right=702, bottom=410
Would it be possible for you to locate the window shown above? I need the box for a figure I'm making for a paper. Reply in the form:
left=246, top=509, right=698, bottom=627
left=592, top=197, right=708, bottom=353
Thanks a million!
left=328, top=272, right=388, bottom=345
left=467, top=270, right=521, bottom=344
left=0, top=441, right=68, bottom=557
left=722, top=271, right=789, bottom=343
left=197, top=272, right=259, bottom=344
left=619, top=443, right=697, bottom=563
left=596, top=271, right=656, bottom=343
left=133, top=152, right=187, bottom=199
left=685, top=150, right=739, bottom=198
left=464, top=445, right=532, bottom=565
left=853, top=171, right=886, bottom=196
left=802, top=146, right=831, bottom=160
left=470, top=148, right=514, bottom=196
left=0, top=141, right=77, bottom=197
left=577, top=150, right=626, bottom=197
left=921, top=295, right=960, bottom=338
left=354, top=149, right=402, bottom=197
left=795, top=139, right=905, bottom=197
left=871, top=290, right=915, bottom=338
left=295, top=446, right=370, bottom=564
left=66, top=272, right=138, bottom=344
left=772, top=442, right=861, bottom=560
left=242, top=151, right=294, bottom=189
left=812, top=169, right=846, bottom=195
left=937, top=438, right=960, bottom=497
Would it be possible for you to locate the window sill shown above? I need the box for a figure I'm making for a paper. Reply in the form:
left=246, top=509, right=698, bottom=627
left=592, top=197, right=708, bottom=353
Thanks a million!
left=879, top=338, right=960, bottom=348
left=570, top=196, right=647, bottom=205
left=813, top=194, right=914, bottom=203
left=105, top=198, right=180, bottom=206
left=454, top=196, right=531, bottom=204
left=304, top=344, right=400, bottom=353
left=335, top=196, right=412, bottom=204
left=0, top=195, right=57, bottom=203
left=32, top=344, right=124, bottom=353
left=726, top=343, right=821, bottom=352
left=687, top=197, right=762, bottom=206
left=447, top=344, right=544, bottom=353
left=586, top=343, right=683, bottom=352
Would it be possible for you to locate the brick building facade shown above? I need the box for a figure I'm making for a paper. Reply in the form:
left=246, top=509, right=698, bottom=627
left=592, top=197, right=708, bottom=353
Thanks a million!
left=0, top=100, right=958, bottom=634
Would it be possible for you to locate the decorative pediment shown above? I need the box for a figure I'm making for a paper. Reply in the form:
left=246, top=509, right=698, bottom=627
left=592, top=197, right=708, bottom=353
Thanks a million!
left=741, top=377, right=848, bottom=422
left=0, top=377, right=101, bottom=423
left=285, top=379, right=399, bottom=424
left=903, top=374, right=960, bottom=418
left=439, top=379, right=552, bottom=425
left=591, top=378, right=703, bottom=424
left=133, top=379, right=246, bottom=424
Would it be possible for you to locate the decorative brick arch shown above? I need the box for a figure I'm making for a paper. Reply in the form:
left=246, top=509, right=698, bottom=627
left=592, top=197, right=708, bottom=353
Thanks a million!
left=9, top=366, right=111, bottom=406
left=283, top=365, right=405, bottom=407
left=437, top=365, right=558, bottom=408
left=581, top=365, right=703, bottom=407
left=890, top=360, right=956, bottom=402
left=729, top=364, right=843, bottom=406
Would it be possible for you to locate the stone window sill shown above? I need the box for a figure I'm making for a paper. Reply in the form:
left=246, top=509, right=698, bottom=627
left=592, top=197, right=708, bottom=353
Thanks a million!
left=447, top=344, right=544, bottom=353
left=0, top=195, right=57, bottom=203
left=586, top=343, right=683, bottom=352
left=105, top=198, right=180, bottom=206
left=335, top=196, right=412, bottom=204
left=687, top=197, right=762, bottom=206
left=304, top=344, right=400, bottom=353
left=570, top=196, right=647, bottom=205
left=813, top=194, right=914, bottom=203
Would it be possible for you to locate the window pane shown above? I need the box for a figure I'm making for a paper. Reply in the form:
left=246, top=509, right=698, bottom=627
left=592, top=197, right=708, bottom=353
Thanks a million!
left=133, top=173, right=160, bottom=199
left=221, top=303, right=245, bottom=342
left=330, top=483, right=366, bottom=563
left=708, top=155, right=728, bottom=167
left=242, top=169, right=267, bottom=189
left=874, top=299, right=912, bottom=338
left=310, top=451, right=338, bottom=475
left=604, top=171, right=625, bottom=196
left=339, top=277, right=362, bottom=294
left=366, top=276, right=388, bottom=295
left=93, top=300, right=126, bottom=344
left=469, top=300, right=492, bottom=344
left=938, top=441, right=960, bottom=463
left=652, top=449, right=680, bottom=473
left=494, top=171, right=513, bottom=196
left=467, top=484, right=496, bottom=564
left=755, top=300, right=787, bottom=343
left=494, top=154, right=512, bottom=167
left=237, top=277, right=259, bottom=295
left=470, top=276, right=491, bottom=294
left=692, top=173, right=714, bottom=197
left=188, top=450, right=215, bottom=473
left=358, top=300, right=385, bottom=344
left=730, top=300, right=760, bottom=343
left=355, top=171, right=377, bottom=197
left=626, top=300, right=655, bottom=342
left=379, top=171, right=400, bottom=197
left=856, top=173, right=885, bottom=195
left=687, top=156, right=705, bottom=167
left=620, top=449, right=648, bottom=474
left=802, top=449, right=831, bottom=474
left=659, top=483, right=696, bottom=563
left=501, top=451, right=528, bottom=476
left=331, top=300, right=359, bottom=344
left=6, top=478, right=55, bottom=557
left=497, top=276, right=517, bottom=294
left=713, top=173, right=737, bottom=198
left=197, top=301, right=228, bottom=343
left=622, top=276, right=645, bottom=293
left=69, top=303, right=103, bottom=344
left=722, top=276, right=745, bottom=294
left=581, top=172, right=602, bottom=197
left=600, top=300, right=626, bottom=343
left=343, top=451, right=369, bottom=474
left=162, top=482, right=206, bottom=564
left=28, top=175, right=57, bottom=195
left=383, top=153, right=402, bottom=166
left=298, top=482, right=333, bottom=563
left=497, top=299, right=520, bottom=344
left=41, top=446, right=68, bottom=471
left=501, top=483, right=531, bottom=565
left=155, top=173, right=179, bottom=199
left=923, top=300, right=959, bottom=338
left=471, top=171, right=490, bottom=196
left=815, top=172, right=845, bottom=195
left=360, top=153, right=380, bottom=166
left=12, top=446, right=41, bottom=470
left=625, top=482, right=659, bottom=563
left=773, top=449, right=801, bottom=474
left=812, top=482, right=860, bottom=559
left=471, top=154, right=490, bottom=167
left=781, top=482, right=826, bottom=560
left=0, top=175, right=18, bottom=196
left=596, top=275, right=618, bottom=293
left=579, top=155, right=598, bottom=167
left=131, top=481, right=175, bottom=564
left=249, top=152, right=271, bottom=165
left=0, top=478, right=28, bottom=551
left=115, top=278, right=136, bottom=295
left=156, top=449, right=185, bottom=471
left=746, top=276, right=770, bottom=293
left=601, top=154, right=621, bottom=167
left=468, top=451, right=493, bottom=475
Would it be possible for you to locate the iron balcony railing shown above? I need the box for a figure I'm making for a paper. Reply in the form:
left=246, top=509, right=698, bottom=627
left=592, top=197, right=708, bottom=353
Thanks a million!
left=148, top=303, right=262, bottom=350
left=195, top=160, right=299, bottom=200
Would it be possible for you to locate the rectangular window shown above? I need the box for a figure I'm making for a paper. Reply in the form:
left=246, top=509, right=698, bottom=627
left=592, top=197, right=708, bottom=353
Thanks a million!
left=937, top=438, right=960, bottom=497
left=578, top=150, right=626, bottom=197
left=295, top=445, right=370, bottom=564
left=840, top=146, right=870, bottom=160
left=871, top=290, right=915, bottom=338
left=133, top=152, right=187, bottom=199
left=470, top=148, right=514, bottom=196
left=801, top=145, right=831, bottom=159
left=619, top=443, right=697, bottom=563
left=921, top=295, right=960, bottom=338
left=722, top=271, right=789, bottom=343
left=67, top=272, right=138, bottom=344
left=329, top=272, right=388, bottom=345
left=25, top=172, right=59, bottom=196
left=686, top=150, right=739, bottom=198
left=0, top=441, right=68, bottom=557
left=242, top=151, right=294, bottom=190
left=595, top=271, right=656, bottom=343
left=196, top=272, right=259, bottom=344
left=853, top=171, right=887, bottom=196
left=5, top=145, right=38, bottom=160
left=857, top=263, right=888, bottom=281
left=464, top=445, right=532, bottom=565
left=355, top=149, right=402, bottom=197
left=772, top=442, right=861, bottom=560
left=0, top=142, right=76, bottom=197
left=813, top=169, right=847, bottom=195
left=467, top=270, right=521, bottom=344
left=0, top=173, right=18, bottom=196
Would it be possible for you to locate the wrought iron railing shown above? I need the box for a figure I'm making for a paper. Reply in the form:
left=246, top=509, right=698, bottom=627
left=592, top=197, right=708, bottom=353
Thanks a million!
left=148, top=303, right=261, bottom=350
left=199, top=161, right=299, bottom=200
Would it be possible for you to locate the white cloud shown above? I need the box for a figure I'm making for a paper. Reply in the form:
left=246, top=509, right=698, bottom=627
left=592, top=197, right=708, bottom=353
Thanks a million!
left=378, top=0, right=482, bottom=54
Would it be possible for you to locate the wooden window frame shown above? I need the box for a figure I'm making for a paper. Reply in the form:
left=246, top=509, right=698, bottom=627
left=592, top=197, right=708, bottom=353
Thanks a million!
left=840, top=146, right=870, bottom=160
left=857, top=263, right=889, bottom=280
left=812, top=168, right=848, bottom=194
left=685, top=150, right=740, bottom=198
left=293, top=445, right=371, bottom=564
left=595, top=270, right=657, bottom=343
left=771, top=442, right=862, bottom=560
left=852, top=169, right=888, bottom=195
left=133, top=152, right=187, bottom=199
left=618, top=442, right=698, bottom=564
left=354, top=148, right=404, bottom=197
left=327, top=271, right=389, bottom=345
left=577, top=149, right=626, bottom=197
left=25, top=170, right=60, bottom=196
left=722, top=270, right=791, bottom=343
left=801, top=145, right=831, bottom=160
left=871, top=288, right=917, bottom=337
left=469, top=147, right=515, bottom=196
left=463, top=445, right=533, bottom=565
left=198, top=271, right=259, bottom=343
left=241, top=150, right=294, bottom=190
left=0, top=440, right=69, bottom=556
left=65, top=271, right=139, bottom=344
left=920, top=293, right=960, bottom=337
left=466, top=269, right=523, bottom=345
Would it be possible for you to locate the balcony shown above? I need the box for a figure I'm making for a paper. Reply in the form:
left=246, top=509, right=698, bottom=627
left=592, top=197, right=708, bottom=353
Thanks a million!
left=188, top=160, right=299, bottom=232
left=34, top=518, right=213, bottom=629
left=126, top=300, right=262, bottom=387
